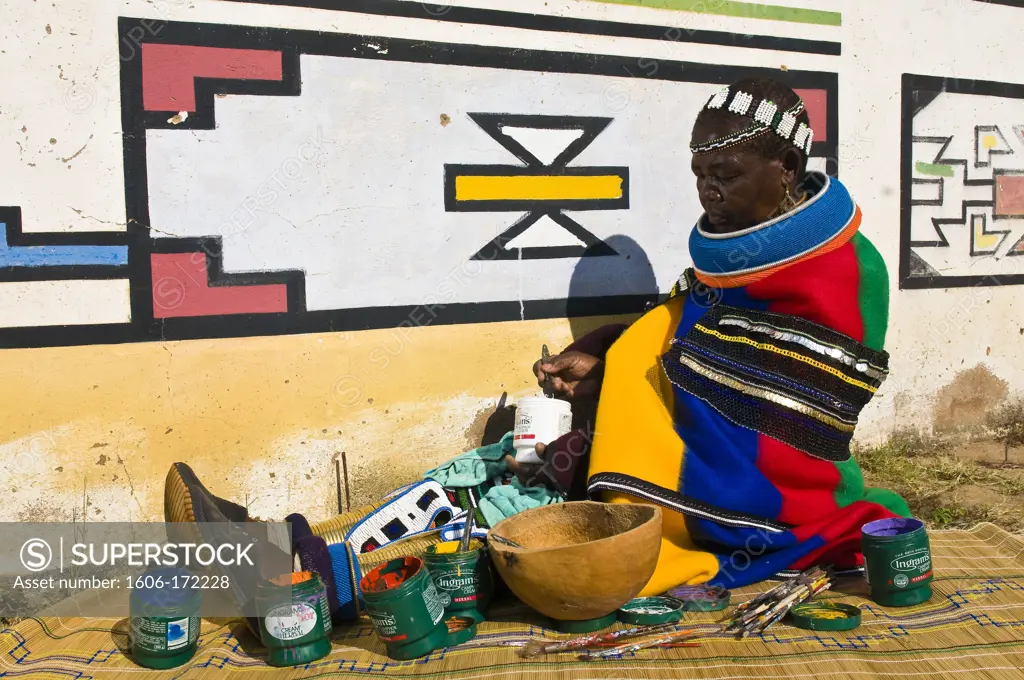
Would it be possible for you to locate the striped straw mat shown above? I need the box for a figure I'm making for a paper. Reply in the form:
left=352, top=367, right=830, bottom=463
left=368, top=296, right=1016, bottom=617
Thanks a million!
left=4, top=523, right=1024, bottom=679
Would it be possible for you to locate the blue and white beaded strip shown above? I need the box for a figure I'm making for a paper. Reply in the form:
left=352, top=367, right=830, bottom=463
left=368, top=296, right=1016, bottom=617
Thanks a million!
left=692, top=86, right=813, bottom=155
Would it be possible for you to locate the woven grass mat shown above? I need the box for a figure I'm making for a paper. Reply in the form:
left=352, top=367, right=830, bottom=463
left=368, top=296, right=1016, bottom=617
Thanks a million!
left=5, top=523, right=1024, bottom=679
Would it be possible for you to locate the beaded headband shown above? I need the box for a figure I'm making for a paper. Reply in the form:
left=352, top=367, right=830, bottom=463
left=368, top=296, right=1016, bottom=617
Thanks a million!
left=690, top=86, right=814, bottom=156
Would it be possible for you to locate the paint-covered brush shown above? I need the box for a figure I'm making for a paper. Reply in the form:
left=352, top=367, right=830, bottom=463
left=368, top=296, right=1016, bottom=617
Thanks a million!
left=577, top=628, right=697, bottom=661
left=726, top=568, right=832, bottom=637
left=518, top=623, right=674, bottom=658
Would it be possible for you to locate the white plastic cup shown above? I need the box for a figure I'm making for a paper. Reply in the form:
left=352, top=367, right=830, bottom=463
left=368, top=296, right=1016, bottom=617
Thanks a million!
left=512, top=396, right=573, bottom=465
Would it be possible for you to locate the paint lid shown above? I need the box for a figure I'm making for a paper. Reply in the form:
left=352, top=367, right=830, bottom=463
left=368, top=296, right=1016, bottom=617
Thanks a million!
left=789, top=602, right=862, bottom=631
left=665, top=585, right=731, bottom=612
left=617, top=597, right=684, bottom=625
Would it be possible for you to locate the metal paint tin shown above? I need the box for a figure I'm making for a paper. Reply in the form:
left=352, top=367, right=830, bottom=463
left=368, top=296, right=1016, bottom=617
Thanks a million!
left=256, top=571, right=333, bottom=667
left=665, top=585, right=731, bottom=612
left=617, top=597, right=684, bottom=625
left=422, top=539, right=494, bottom=624
left=862, top=517, right=934, bottom=607
left=359, top=556, right=449, bottom=660
left=789, top=602, right=862, bottom=631
left=128, top=567, right=201, bottom=670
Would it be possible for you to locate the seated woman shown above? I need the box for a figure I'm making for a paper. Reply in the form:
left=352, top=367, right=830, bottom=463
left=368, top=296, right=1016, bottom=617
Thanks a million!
left=521, top=77, right=909, bottom=595
left=164, top=77, right=908, bottom=625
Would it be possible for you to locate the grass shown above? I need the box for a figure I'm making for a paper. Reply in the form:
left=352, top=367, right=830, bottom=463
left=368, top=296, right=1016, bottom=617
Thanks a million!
left=856, top=429, right=1024, bottom=531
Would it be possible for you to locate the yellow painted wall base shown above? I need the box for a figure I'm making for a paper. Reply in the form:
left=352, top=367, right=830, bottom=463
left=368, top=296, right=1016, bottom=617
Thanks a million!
left=0, top=316, right=628, bottom=523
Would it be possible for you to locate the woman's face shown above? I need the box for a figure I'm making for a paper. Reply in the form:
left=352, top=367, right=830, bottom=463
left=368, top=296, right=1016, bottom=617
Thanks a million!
left=690, top=117, right=794, bottom=233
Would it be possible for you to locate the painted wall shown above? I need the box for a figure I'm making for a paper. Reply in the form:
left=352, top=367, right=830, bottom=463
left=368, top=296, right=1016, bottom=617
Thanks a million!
left=2, top=0, right=1024, bottom=523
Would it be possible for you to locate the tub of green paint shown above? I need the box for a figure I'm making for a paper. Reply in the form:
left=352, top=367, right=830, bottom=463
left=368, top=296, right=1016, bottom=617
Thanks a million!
left=128, top=567, right=201, bottom=670
left=422, top=539, right=494, bottom=625
left=862, top=517, right=934, bottom=607
left=359, top=556, right=448, bottom=660
left=256, top=571, right=333, bottom=667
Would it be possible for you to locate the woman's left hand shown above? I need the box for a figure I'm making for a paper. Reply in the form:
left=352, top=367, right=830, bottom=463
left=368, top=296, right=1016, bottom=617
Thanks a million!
left=504, top=443, right=556, bottom=489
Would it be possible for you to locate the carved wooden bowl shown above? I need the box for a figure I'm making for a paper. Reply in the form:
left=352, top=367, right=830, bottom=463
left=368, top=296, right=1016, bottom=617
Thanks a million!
left=487, top=501, right=662, bottom=621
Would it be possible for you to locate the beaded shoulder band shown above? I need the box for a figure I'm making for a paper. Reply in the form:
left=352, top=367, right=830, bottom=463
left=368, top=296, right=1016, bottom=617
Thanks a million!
left=690, top=86, right=814, bottom=156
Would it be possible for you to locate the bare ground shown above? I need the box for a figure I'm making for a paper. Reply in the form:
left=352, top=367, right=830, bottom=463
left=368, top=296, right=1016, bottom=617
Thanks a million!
left=858, top=431, right=1024, bottom=532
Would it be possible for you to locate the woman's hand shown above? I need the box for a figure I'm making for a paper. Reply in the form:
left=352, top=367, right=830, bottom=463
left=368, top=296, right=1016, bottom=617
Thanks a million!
left=505, top=443, right=555, bottom=488
left=533, top=351, right=604, bottom=400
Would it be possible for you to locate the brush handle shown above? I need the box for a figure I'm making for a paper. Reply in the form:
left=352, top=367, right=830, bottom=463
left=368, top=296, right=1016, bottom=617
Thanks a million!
left=546, top=623, right=670, bottom=652
left=579, top=629, right=695, bottom=661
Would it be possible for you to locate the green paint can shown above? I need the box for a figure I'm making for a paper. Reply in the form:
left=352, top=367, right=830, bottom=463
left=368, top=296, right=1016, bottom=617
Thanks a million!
left=422, top=539, right=494, bottom=625
left=256, top=571, right=334, bottom=667
left=359, top=556, right=449, bottom=660
left=128, top=567, right=201, bottom=670
left=862, top=517, right=934, bottom=607
left=554, top=612, right=618, bottom=634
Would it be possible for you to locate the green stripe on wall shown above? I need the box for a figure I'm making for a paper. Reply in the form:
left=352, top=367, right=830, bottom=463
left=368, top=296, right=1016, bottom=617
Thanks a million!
left=589, top=0, right=842, bottom=26
left=916, top=161, right=955, bottom=177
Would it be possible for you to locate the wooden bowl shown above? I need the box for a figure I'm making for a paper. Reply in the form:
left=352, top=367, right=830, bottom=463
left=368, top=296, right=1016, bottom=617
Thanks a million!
left=487, top=501, right=662, bottom=621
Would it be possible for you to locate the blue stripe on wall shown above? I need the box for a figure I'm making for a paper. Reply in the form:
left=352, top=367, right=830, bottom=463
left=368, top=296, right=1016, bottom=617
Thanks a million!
left=1, top=223, right=128, bottom=267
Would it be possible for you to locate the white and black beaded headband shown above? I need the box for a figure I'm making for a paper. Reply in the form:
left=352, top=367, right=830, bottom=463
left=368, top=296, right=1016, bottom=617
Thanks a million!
left=690, top=86, right=814, bottom=156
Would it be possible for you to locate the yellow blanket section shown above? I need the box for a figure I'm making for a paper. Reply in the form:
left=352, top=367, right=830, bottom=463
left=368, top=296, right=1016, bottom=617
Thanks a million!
left=587, top=297, right=720, bottom=595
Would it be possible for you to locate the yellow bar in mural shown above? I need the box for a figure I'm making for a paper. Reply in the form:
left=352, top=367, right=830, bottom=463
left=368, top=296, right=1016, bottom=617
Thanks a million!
left=455, top=175, right=623, bottom=201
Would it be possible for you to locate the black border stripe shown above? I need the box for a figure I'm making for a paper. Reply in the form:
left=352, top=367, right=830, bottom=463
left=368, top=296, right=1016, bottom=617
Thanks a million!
left=588, top=472, right=791, bottom=533
left=0, top=206, right=131, bottom=282
left=222, top=0, right=841, bottom=56
left=974, top=0, right=1024, bottom=7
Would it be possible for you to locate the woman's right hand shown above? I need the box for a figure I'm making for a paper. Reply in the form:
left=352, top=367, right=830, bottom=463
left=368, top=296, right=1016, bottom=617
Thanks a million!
left=533, top=351, right=603, bottom=400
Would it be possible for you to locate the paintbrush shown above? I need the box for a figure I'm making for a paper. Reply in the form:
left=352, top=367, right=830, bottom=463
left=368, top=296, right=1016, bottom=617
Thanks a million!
left=488, top=532, right=524, bottom=549
left=518, top=623, right=674, bottom=658
left=577, top=628, right=697, bottom=661
left=735, top=574, right=832, bottom=637
left=458, top=496, right=476, bottom=553
left=541, top=344, right=554, bottom=397
left=725, top=567, right=831, bottom=636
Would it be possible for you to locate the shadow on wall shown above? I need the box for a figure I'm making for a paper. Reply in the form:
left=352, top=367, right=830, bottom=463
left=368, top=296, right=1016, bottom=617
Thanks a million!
left=479, top=235, right=658, bottom=446
left=567, top=234, right=658, bottom=342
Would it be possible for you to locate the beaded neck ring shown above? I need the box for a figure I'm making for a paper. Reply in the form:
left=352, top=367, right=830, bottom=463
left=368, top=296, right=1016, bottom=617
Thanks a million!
left=690, top=86, right=814, bottom=156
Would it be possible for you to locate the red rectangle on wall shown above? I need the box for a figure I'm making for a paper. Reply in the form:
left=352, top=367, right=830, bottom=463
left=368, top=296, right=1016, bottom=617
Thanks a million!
left=996, top=174, right=1024, bottom=216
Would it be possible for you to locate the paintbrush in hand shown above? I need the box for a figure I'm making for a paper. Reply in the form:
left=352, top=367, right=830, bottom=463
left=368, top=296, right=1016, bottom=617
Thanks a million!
left=541, top=344, right=554, bottom=397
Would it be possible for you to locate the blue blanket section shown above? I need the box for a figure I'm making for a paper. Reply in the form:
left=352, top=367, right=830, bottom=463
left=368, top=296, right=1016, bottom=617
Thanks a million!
left=707, top=534, right=826, bottom=589
left=669, top=282, right=830, bottom=589
left=1, top=223, right=128, bottom=267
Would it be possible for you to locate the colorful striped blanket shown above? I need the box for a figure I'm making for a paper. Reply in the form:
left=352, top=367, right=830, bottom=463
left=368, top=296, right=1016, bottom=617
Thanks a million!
left=588, top=172, right=910, bottom=595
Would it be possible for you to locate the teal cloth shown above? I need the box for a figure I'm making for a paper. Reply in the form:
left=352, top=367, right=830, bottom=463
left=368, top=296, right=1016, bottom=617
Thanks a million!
left=423, top=432, right=514, bottom=487
left=477, top=478, right=563, bottom=528
left=423, top=431, right=563, bottom=526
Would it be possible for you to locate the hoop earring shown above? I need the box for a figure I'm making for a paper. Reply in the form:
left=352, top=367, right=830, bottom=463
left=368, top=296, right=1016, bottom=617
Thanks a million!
left=768, top=184, right=798, bottom=219
left=781, top=185, right=798, bottom=211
